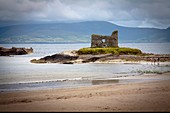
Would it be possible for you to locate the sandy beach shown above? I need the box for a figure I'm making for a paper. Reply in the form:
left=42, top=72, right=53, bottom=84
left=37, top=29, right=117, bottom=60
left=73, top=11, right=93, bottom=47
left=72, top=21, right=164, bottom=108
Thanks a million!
left=0, top=73, right=170, bottom=112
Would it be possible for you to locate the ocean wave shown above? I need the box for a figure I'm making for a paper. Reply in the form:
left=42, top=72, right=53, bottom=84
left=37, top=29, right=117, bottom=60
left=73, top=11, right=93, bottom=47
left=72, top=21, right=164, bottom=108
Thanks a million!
left=0, top=77, right=92, bottom=86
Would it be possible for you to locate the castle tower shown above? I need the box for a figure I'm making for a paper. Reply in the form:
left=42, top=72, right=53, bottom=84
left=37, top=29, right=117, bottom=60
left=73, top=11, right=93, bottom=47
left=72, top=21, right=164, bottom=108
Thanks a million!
left=91, top=30, right=118, bottom=48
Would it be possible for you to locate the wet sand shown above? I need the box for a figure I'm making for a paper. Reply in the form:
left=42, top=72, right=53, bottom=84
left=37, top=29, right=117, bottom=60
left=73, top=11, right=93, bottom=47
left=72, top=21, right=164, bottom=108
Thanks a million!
left=0, top=73, right=170, bottom=112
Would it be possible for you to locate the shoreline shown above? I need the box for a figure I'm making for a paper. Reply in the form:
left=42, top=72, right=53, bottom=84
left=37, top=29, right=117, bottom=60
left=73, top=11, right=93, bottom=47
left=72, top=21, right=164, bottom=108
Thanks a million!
left=0, top=73, right=170, bottom=112
left=1, top=71, right=170, bottom=92
left=30, top=49, right=170, bottom=64
left=91, top=60, right=170, bottom=64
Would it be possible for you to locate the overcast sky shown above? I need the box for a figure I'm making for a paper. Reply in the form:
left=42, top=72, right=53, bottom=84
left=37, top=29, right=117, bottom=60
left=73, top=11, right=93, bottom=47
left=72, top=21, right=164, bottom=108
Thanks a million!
left=0, top=0, right=170, bottom=28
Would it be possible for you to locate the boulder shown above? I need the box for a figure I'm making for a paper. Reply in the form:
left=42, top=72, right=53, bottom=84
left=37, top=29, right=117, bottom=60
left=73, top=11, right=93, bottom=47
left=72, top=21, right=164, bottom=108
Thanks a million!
left=0, top=47, right=33, bottom=56
left=31, top=53, right=79, bottom=63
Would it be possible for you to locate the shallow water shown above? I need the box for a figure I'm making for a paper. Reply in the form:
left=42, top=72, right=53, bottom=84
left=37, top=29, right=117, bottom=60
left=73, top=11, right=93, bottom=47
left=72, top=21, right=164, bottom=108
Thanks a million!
left=0, top=43, right=170, bottom=91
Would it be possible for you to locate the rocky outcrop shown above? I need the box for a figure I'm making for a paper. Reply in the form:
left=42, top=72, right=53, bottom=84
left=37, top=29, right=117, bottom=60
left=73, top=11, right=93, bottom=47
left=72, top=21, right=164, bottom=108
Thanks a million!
left=30, top=50, right=170, bottom=64
left=0, top=47, right=33, bottom=56
left=31, top=53, right=78, bottom=64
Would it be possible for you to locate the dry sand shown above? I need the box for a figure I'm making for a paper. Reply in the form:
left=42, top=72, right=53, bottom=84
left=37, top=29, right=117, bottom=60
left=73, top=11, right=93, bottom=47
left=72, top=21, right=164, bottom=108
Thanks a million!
left=0, top=73, right=170, bottom=112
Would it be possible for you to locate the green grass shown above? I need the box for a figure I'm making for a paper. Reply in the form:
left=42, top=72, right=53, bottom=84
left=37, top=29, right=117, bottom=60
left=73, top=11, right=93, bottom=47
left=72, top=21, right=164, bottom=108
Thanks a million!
left=77, top=47, right=142, bottom=55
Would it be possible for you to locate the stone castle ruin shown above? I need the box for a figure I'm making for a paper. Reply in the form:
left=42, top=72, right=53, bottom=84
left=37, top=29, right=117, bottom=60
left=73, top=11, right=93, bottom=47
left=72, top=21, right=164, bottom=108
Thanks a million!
left=91, top=30, right=118, bottom=48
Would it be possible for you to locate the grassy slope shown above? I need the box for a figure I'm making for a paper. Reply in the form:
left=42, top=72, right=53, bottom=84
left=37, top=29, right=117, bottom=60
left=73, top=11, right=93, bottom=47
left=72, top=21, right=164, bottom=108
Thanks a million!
left=77, top=47, right=142, bottom=55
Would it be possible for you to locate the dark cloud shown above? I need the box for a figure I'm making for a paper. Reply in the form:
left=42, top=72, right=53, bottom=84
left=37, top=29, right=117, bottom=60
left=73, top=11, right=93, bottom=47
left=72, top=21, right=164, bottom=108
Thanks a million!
left=0, top=0, right=169, bottom=28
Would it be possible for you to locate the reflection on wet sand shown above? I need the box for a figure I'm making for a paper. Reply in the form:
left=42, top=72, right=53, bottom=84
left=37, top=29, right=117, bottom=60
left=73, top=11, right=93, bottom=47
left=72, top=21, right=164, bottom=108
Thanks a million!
left=92, top=79, right=119, bottom=85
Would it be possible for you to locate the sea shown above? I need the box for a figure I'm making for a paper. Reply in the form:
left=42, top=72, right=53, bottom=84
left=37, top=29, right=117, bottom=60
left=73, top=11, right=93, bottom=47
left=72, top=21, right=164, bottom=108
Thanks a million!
left=0, top=43, right=170, bottom=91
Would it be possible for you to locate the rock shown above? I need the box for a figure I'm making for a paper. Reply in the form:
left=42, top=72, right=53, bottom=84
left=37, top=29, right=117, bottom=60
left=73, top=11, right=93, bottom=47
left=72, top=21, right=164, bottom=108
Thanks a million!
left=80, top=54, right=113, bottom=63
left=0, top=47, right=33, bottom=56
left=30, top=50, right=170, bottom=64
left=31, top=53, right=79, bottom=64
left=60, top=50, right=78, bottom=56
left=63, top=61, right=74, bottom=64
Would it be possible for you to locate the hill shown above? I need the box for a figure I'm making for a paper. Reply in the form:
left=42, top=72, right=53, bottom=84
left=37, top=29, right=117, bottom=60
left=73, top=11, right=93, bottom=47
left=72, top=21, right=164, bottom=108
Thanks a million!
left=0, top=21, right=169, bottom=43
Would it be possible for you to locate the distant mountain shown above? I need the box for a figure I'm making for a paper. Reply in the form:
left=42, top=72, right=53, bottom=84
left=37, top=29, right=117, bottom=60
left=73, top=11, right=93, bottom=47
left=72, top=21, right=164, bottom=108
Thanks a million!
left=0, top=21, right=169, bottom=43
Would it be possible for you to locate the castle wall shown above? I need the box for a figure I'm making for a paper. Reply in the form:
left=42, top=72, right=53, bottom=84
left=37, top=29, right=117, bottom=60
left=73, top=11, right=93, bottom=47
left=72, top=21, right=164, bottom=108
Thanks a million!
left=91, top=30, right=118, bottom=48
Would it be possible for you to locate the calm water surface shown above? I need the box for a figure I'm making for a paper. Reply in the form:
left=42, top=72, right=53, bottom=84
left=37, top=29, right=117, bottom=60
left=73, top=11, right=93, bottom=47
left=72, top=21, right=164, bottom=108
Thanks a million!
left=0, top=43, right=169, bottom=91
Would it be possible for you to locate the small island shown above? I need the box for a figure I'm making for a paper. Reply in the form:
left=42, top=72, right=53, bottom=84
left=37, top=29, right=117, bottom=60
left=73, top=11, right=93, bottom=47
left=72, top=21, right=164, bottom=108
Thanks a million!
left=30, top=47, right=170, bottom=64
left=30, top=31, right=170, bottom=64
left=0, top=47, right=33, bottom=56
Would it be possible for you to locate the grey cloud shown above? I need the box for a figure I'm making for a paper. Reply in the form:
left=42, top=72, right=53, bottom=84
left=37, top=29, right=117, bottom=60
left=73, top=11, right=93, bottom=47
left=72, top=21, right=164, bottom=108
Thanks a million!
left=0, top=0, right=170, bottom=28
left=0, top=0, right=47, bottom=21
